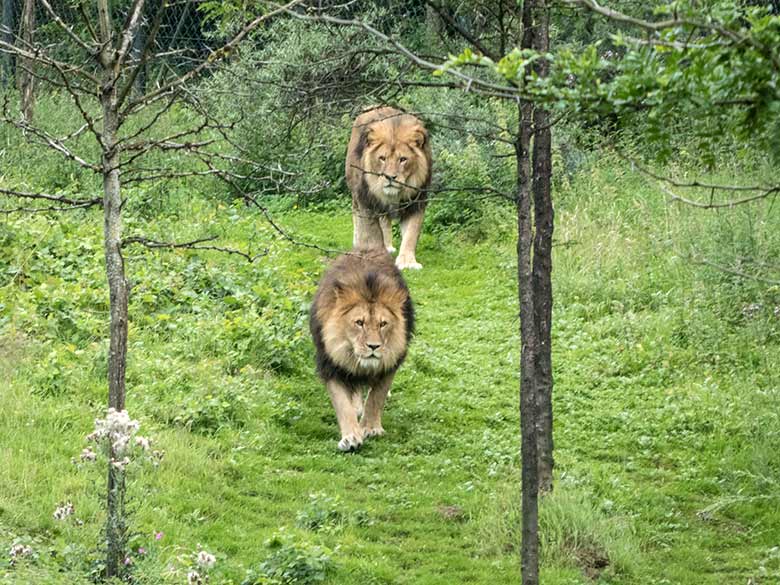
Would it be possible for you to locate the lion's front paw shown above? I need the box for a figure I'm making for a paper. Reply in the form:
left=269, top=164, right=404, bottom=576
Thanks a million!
left=361, top=424, right=385, bottom=439
left=386, top=245, right=397, bottom=254
left=338, top=431, right=364, bottom=452
left=395, top=255, right=422, bottom=270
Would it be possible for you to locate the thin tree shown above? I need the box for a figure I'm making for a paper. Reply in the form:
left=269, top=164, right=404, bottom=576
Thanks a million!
left=0, top=0, right=300, bottom=578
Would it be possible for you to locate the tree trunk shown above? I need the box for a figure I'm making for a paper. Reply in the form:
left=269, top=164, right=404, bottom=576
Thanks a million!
left=18, top=0, right=35, bottom=121
left=102, top=94, right=129, bottom=579
left=518, top=97, right=539, bottom=585
left=102, top=90, right=129, bottom=580
left=1, top=0, right=14, bottom=85
left=101, top=75, right=127, bottom=413
left=518, top=0, right=545, bottom=581
left=531, top=0, right=554, bottom=495
left=98, top=3, right=129, bottom=575
left=518, top=0, right=539, bottom=578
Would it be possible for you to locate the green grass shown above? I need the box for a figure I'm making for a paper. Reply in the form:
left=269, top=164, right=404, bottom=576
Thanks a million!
left=1, top=153, right=779, bottom=584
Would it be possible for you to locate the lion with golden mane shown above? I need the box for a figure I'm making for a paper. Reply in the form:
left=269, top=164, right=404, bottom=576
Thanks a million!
left=346, top=106, right=432, bottom=270
left=310, top=248, right=415, bottom=451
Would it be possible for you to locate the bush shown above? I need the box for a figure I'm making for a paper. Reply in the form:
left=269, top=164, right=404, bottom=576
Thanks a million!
left=242, top=535, right=333, bottom=585
left=295, top=493, right=343, bottom=532
left=200, top=19, right=396, bottom=207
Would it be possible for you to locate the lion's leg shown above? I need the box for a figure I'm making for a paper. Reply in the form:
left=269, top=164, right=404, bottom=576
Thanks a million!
left=327, top=380, right=364, bottom=452
left=396, top=211, right=424, bottom=270
left=351, top=389, right=364, bottom=420
left=379, top=215, right=396, bottom=253
left=361, top=373, right=395, bottom=439
left=352, top=201, right=385, bottom=250
left=352, top=211, right=359, bottom=248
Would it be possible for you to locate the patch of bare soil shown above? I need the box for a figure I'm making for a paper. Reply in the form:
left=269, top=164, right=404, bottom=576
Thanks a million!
left=573, top=544, right=610, bottom=581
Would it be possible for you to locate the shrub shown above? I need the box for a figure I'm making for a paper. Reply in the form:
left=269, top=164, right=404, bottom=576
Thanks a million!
left=295, top=493, right=344, bottom=532
left=242, top=536, right=333, bottom=585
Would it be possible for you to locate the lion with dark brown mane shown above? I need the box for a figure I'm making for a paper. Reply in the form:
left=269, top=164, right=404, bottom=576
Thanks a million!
left=346, top=106, right=432, bottom=270
left=309, top=248, right=415, bottom=451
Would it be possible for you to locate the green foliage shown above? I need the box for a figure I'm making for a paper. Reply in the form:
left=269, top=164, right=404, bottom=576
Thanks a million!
left=295, top=493, right=372, bottom=533
left=200, top=18, right=395, bottom=206
left=243, top=536, right=333, bottom=585
left=426, top=137, right=513, bottom=240
left=295, top=494, right=344, bottom=532
left=169, top=383, right=251, bottom=434
left=434, top=2, right=780, bottom=163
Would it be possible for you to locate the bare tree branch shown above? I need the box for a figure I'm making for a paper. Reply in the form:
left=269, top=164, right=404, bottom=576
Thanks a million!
left=0, top=187, right=102, bottom=207
left=283, top=7, right=528, bottom=99
left=561, top=0, right=730, bottom=34
left=122, top=235, right=265, bottom=262
left=614, top=148, right=780, bottom=207
left=1, top=100, right=100, bottom=172
left=0, top=202, right=98, bottom=214
left=115, top=0, right=146, bottom=72
left=122, top=168, right=226, bottom=184
left=694, top=257, right=780, bottom=285
left=425, top=0, right=498, bottom=60
left=116, top=0, right=166, bottom=108
left=0, top=41, right=100, bottom=84
left=38, top=0, right=96, bottom=54
left=661, top=184, right=780, bottom=209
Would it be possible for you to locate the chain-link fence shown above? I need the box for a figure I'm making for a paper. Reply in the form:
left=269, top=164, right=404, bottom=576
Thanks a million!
left=1, top=0, right=217, bottom=90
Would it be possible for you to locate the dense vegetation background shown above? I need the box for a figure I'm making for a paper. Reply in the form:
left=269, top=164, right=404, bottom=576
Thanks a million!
left=1, top=1, right=779, bottom=583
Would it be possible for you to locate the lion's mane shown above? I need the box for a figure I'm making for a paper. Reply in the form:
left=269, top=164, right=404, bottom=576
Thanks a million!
left=309, top=249, right=415, bottom=388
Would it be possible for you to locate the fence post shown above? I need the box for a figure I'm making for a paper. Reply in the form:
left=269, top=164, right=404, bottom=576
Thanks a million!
left=132, top=11, right=146, bottom=94
left=18, top=0, right=34, bottom=120
left=1, top=0, right=14, bottom=86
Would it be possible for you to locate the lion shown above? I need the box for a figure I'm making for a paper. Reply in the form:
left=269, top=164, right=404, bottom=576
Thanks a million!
left=346, top=106, right=432, bottom=270
left=309, top=248, right=415, bottom=451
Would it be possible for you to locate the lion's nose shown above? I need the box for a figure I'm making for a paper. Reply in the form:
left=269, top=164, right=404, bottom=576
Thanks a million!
left=385, top=173, right=397, bottom=180
left=367, top=343, right=381, bottom=351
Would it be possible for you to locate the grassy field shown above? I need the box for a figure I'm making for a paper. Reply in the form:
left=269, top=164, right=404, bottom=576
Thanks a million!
left=1, top=154, right=779, bottom=584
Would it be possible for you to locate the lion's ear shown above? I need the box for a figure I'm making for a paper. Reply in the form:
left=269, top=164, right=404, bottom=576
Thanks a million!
left=356, top=128, right=376, bottom=158
left=364, top=128, right=378, bottom=147
left=410, top=125, right=427, bottom=149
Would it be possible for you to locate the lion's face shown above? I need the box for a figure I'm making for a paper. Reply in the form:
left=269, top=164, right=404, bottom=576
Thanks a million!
left=362, top=121, right=429, bottom=205
left=317, top=274, right=409, bottom=376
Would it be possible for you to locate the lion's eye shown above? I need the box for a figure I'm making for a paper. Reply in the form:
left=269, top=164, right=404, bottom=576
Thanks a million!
left=399, top=157, right=407, bottom=163
left=380, top=321, right=388, bottom=328
left=356, top=319, right=364, bottom=327
left=378, top=155, right=386, bottom=162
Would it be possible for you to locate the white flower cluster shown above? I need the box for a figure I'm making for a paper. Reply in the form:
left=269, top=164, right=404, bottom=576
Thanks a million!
left=112, top=456, right=131, bottom=470
left=186, top=548, right=217, bottom=583
left=196, top=550, right=216, bottom=569
left=86, top=408, right=141, bottom=456
left=9, top=543, right=32, bottom=564
left=53, top=501, right=74, bottom=521
left=80, top=447, right=97, bottom=462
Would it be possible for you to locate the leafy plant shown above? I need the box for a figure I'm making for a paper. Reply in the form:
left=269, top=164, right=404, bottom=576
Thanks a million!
left=242, top=536, right=333, bottom=585
left=295, top=493, right=344, bottom=532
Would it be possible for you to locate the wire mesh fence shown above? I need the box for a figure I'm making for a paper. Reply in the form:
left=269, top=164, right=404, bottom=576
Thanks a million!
left=1, top=0, right=219, bottom=91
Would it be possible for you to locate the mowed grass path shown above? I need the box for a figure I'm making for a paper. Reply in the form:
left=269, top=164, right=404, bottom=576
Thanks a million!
left=2, top=174, right=779, bottom=584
